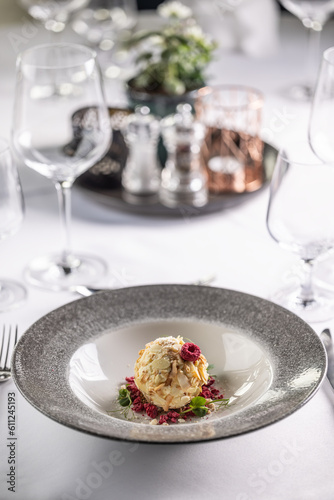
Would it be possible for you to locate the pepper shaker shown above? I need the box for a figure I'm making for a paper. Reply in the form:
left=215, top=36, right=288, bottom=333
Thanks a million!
left=121, top=106, right=161, bottom=197
left=159, top=103, right=208, bottom=208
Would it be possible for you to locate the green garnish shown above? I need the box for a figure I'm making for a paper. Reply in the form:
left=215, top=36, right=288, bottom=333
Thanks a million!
left=109, top=386, right=134, bottom=419
left=181, top=395, right=230, bottom=418
left=188, top=396, right=209, bottom=417
left=211, top=398, right=230, bottom=409
left=207, top=364, right=215, bottom=372
left=118, top=387, right=132, bottom=407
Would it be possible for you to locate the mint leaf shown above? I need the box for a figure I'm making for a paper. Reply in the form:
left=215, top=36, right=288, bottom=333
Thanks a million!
left=119, top=397, right=131, bottom=407
left=192, top=406, right=208, bottom=417
left=117, top=387, right=131, bottom=408
left=190, top=396, right=207, bottom=407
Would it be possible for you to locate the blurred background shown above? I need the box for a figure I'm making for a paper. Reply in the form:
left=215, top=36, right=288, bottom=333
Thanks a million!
left=0, top=0, right=298, bottom=24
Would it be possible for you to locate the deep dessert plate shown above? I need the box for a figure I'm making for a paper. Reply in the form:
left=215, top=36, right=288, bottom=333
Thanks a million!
left=12, top=285, right=326, bottom=443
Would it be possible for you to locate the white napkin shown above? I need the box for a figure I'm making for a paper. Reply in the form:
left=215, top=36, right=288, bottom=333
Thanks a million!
left=184, top=0, right=280, bottom=57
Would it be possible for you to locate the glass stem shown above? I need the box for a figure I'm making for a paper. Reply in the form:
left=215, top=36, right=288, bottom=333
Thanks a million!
left=298, top=259, right=316, bottom=306
left=55, top=180, right=75, bottom=271
left=305, top=26, right=321, bottom=91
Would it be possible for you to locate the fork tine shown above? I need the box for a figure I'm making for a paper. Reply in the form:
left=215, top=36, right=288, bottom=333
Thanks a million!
left=0, top=326, right=4, bottom=370
left=0, top=325, right=17, bottom=383
left=3, top=325, right=12, bottom=370
left=6, top=325, right=18, bottom=370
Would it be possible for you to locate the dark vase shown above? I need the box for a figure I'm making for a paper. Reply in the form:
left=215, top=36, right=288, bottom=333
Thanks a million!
left=126, top=79, right=202, bottom=117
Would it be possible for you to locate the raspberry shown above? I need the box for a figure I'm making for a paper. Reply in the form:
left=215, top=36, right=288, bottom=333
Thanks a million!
left=180, top=342, right=201, bottom=362
left=166, top=411, right=180, bottom=423
left=132, top=402, right=145, bottom=413
left=144, top=403, right=158, bottom=419
left=206, top=377, right=215, bottom=387
left=159, top=414, right=169, bottom=425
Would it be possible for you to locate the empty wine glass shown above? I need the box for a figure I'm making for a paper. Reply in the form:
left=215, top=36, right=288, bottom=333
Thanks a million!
left=309, top=46, right=334, bottom=161
left=0, top=138, right=27, bottom=311
left=266, top=140, right=334, bottom=322
left=19, top=0, right=90, bottom=33
left=278, top=0, right=334, bottom=100
left=71, top=0, right=138, bottom=80
left=12, top=43, right=111, bottom=291
left=309, top=46, right=334, bottom=290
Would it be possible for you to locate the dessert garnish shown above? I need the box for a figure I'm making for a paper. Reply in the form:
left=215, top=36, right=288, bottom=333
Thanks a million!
left=111, top=336, right=229, bottom=425
left=180, top=342, right=201, bottom=362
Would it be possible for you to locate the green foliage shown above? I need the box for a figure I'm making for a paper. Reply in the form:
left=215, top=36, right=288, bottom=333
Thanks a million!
left=181, top=394, right=229, bottom=418
left=127, top=12, right=217, bottom=96
left=118, top=387, right=132, bottom=407
left=108, top=386, right=134, bottom=419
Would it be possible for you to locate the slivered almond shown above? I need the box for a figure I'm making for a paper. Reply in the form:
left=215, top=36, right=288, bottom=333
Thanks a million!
left=163, top=394, right=173, bottom=410
left=166, top=394, right=173, bottom=404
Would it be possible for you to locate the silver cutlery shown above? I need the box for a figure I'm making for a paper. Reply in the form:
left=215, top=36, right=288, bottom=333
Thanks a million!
left=320, top=328, right=334, bottom=390
left=0, top=325, right=18, bottom=383
left=71, top=274, right=217, bottom=297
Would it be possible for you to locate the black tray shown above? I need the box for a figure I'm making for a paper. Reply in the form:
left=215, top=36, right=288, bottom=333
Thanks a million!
left=76, top=141, right=277, bottom=217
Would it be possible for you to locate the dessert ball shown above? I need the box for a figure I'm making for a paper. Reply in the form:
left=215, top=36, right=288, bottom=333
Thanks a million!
left=134, top=336, right=208, bottom=411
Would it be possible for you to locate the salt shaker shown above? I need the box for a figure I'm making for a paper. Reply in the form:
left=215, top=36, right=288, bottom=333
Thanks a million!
left=159, top=103, right=208, bottom=208
left=121, top=106, right=161, bottom=197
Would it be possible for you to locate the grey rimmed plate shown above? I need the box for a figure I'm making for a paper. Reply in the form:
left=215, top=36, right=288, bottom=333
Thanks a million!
left=12, top=285, right=326, bottom=444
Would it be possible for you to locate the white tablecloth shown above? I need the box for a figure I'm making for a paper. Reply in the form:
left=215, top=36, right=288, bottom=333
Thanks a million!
left=0, top=11, right=334, bottom=500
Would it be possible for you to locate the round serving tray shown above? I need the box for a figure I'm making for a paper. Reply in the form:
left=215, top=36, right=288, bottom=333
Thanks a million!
left=76, top=141, right=277, bottom=217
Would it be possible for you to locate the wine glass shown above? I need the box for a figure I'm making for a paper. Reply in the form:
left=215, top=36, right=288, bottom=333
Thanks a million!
left=0, top=138, right=27, bottom=311
left=278, top=0, right=334, bottom=100
left=12, top=43, right=111, bottom=291
left=309, top=46, right=334, bottom=161
left=18, top=0, right=90, bottom=33
left=71, top=0, right=138, bottom=81
left=266, top=140, right=334, bottom=322
left=308, top=45, right=334, bottom=290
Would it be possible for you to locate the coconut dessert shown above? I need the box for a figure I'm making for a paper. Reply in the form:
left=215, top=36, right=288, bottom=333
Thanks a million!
left=134, top=336, right=208, bottom=411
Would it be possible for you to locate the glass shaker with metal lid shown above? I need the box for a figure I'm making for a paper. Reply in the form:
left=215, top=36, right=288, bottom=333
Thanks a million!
left=121, top=106, right=161, bottom=198
left=159, top=103, right=208, bottom=208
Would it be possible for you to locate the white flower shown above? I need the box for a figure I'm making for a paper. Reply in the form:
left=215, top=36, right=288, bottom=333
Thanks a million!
left=158, top=1, right=192, bottom=20
left=185, top=25, right=205, bottom=40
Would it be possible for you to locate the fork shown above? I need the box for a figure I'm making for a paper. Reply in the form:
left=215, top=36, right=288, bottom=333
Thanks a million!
left=0, top=325, right=18, bottom=382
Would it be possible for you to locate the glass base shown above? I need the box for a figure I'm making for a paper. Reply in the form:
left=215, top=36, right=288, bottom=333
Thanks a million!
left=269, top=283, right=334, bottom=323
left=159, top=187, right=208, bottom=209
left=0, top=280, right=27, bottom=312
left=24, top=253, right=107, bottom=291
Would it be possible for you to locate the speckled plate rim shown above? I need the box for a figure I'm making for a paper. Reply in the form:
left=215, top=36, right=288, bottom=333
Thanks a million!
left=12, top=285, right=327, bottom=444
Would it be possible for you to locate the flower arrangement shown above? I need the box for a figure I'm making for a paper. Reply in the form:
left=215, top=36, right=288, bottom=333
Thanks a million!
left=126, top=1, right=217, bottom=96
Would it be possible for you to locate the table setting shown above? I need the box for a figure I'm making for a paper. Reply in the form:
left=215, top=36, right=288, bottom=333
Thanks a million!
left=1, top=1, right=334, bottom=499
